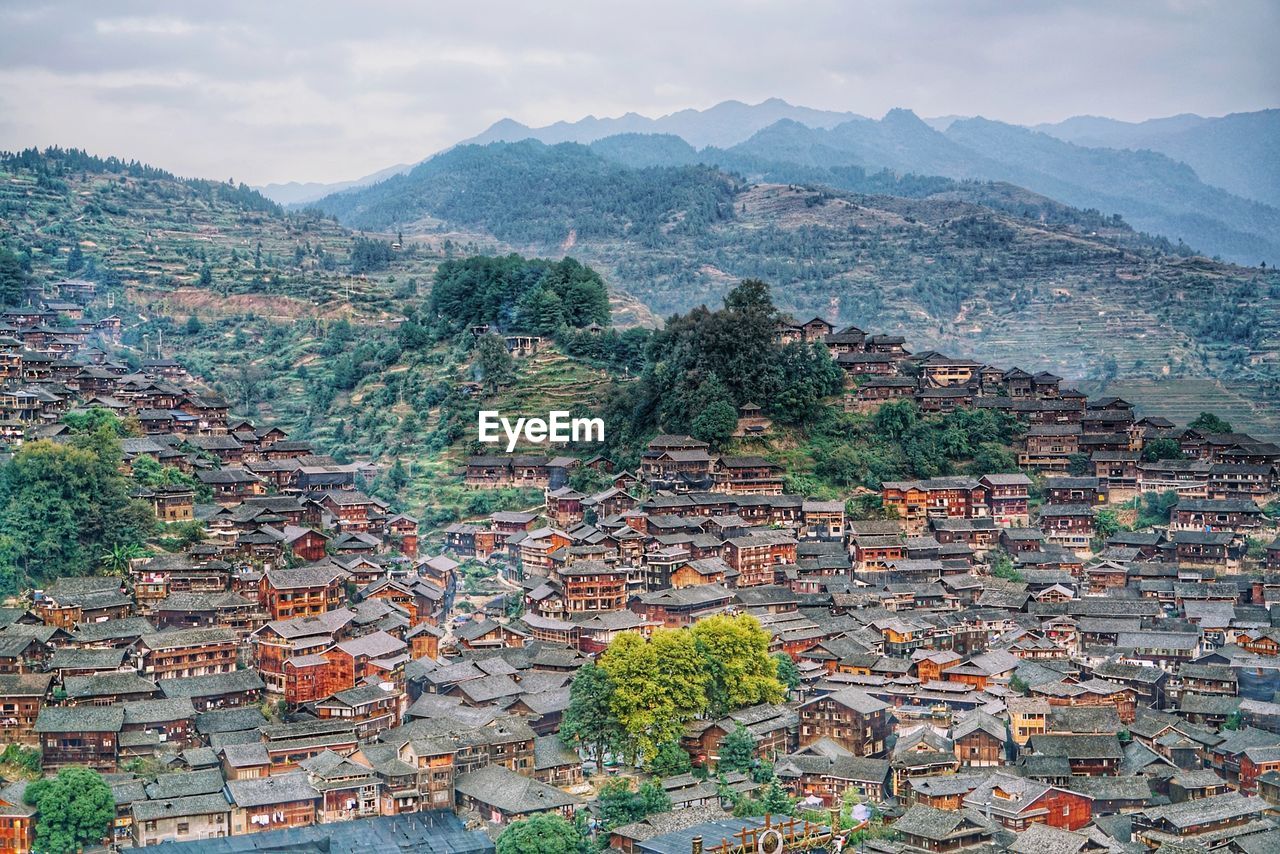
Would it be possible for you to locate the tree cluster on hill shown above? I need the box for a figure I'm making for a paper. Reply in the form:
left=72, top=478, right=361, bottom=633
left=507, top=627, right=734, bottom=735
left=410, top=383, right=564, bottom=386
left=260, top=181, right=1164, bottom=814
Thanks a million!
left=1189, top=411, right=1233, bottom=434
left=560, top=614, right=785, bottom=764
left=430, top=254, right=610, bottom=335
left=597, top=779, right=671, bottom=830
left=806, top=399, right=1024, bottom=490
left=0, top=246, right=31, bottom=306
left=598, top=279, right=843, bottom=454
left=0, top=412, right=155, bottom=593
left=348, top=237, right=396, bottom=274
left=0, top=146, right=281, bottom=214
left=554, top=325, right=651, bottom=373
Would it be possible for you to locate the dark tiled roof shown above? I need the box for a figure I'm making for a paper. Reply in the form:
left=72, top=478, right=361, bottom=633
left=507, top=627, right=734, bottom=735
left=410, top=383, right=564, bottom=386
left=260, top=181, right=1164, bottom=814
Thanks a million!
left=36, top=705, right=124, bottom=733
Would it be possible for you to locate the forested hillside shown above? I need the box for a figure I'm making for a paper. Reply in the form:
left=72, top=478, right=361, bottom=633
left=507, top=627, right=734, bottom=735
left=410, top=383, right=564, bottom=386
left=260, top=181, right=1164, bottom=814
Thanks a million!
left=443, top=104, right=1280, bottom=265
left=312, top=141, right=1280, bottom=439
left=312, top=141, right=738, bottom=246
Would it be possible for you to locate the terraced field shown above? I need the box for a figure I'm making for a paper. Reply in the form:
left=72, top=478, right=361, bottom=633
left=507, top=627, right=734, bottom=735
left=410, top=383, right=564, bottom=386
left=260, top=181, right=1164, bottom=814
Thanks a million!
left=1089, top=378, right=1280, bottom=443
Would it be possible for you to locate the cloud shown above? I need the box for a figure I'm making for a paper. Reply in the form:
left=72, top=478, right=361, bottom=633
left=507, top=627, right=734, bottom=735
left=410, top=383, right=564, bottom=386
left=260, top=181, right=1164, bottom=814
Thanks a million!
left=0, top=0, right=1275, bottom=184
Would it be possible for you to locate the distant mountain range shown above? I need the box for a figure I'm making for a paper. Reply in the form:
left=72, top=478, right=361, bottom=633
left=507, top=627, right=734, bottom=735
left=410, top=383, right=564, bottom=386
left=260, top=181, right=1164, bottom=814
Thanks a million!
left=1033, top=110, right=1279, bottom=208
left=460, top=97, right=863, bottom=149
left=258, top=160, right=416, bottom=207
left=293, top=99, right=1279, bottom=265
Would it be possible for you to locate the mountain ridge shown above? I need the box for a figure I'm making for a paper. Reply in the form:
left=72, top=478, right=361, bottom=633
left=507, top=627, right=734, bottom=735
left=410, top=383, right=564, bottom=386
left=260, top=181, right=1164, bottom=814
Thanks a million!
left=305, top=139, right=1280, bottom=434
left=277, top=98, right=1278, bottom=264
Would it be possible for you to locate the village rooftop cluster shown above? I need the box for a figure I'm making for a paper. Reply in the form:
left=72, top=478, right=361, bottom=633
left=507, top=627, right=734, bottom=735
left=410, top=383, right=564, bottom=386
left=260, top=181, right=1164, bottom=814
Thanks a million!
left=1, top=288, right=1280, bottom=853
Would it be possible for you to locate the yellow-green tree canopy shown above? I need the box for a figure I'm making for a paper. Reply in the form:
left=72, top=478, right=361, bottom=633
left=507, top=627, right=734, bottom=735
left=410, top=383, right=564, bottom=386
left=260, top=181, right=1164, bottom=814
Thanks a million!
left=692, top=614, right=787, bottom=715
left=594, top=613, right=784, bottom=761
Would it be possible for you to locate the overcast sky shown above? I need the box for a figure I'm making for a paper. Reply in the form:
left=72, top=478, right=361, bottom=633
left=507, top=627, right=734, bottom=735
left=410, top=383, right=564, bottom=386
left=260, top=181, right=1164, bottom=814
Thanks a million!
left=1, top=1, right=1276, bottom=186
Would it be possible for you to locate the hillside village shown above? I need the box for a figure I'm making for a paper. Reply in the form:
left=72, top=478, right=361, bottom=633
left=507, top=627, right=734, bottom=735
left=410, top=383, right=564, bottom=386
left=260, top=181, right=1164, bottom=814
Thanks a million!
left=0, top=271, right=1279, bottom=854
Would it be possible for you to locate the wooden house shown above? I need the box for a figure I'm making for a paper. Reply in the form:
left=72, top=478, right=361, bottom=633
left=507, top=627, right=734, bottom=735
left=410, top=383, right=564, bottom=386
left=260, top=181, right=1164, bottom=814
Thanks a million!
left=0, top=673, right=52, bottom=746
left=962, top=773, right=1092, bottom=831
left=798, top=688, right=890, bottom=756
left=259, top=565, right=346, bottom=621
left=225, top=772, right=319, bottom=835
left=718, top=534, right=789, bottom=587
left=136, top=627, right=238, bottom=679
left=979, top=473, right=1033, bottom=526
left=36, top=705, right=123, bottom=771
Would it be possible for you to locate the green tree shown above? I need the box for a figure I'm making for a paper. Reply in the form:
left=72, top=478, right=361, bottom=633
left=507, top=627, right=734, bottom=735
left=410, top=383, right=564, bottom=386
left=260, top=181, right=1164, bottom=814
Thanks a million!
left=1142, top=437, right=1184, bottom=461
left=475, top=333, right=515, bottom=392
left=24, top=767, right=114, bottom=854
left=1188, top=412, right=1233, bottom=434
left=61, top=407, right=128, bottom=436
left=0, top=428, right=155, bottom=586
left=198, top=263, right=213, bottom=286
left=1137, top=490, right=1180, bottom=528
left=387, top=458, right=409, bottom=491
left=0, top=247, right=31, bottom=305
left=691, top=614, right=786, bottom=716
left=0, top=743, right=40, bottom=775
left=873, top=400, right=918, bottom=442
left=599, top=780, right=672, bottom=830
left=718, top=724, right=757, bottom=774
left=600, top=629, right=708, bottom=762
left=496, top=813, right=587, bottom=854
left=650, top=628, right=712, bottom=733
left=972, top=442, right=1017, bottom=474
left=100, top=542, right=145, bottom=576
left=185, top=315, right=203, bottom=335
left=636, top=780, right=671, bottom=816
left=649, top=740, right=692, bottom=777
left=1067, top=453, right=1091, bottom=475
left=772, top=652, right=801, bottom=695
left=690, top=400, right=738, bottom=448
left=560, top=662, right=623, bottom=766
left=759, top=776, right=796, bottom=816
left=66, top=243, right=84, bottom=273
left=989, top=549, right=1024, bottom=582
left=598, top=779, right=640, bottom=829
left=1094, top=508, right=1123, bottom=540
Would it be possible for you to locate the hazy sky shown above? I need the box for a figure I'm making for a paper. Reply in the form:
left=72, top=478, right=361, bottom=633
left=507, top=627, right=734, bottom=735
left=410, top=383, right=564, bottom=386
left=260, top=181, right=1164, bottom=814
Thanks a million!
left=1, top=0, right=1276, bottom=186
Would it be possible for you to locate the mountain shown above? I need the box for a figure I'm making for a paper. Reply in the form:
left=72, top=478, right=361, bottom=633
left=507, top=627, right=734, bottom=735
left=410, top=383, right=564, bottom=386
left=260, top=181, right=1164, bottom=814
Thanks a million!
left=460, top=97, right=864, bottom=150
left=309, top=139, right=1280, bottom=440
left=579, top=109, right=1279, bottom=266
left=0, top=146, right=417, bottom=321
left=1034, top=109, right=1280, bottom=208
left=263, top=100, right=1279, bottom=256
left=313, top=140, right=738, bottom=244
left=257, top=97, right=858, bottom=205
left=941, top=116, right=1280, bottom=264
left=257, top=160, right=417, bottom=206
left=730, top=110, right=1004, bottom=177
left=447, top=103, right=1280, bottom=264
